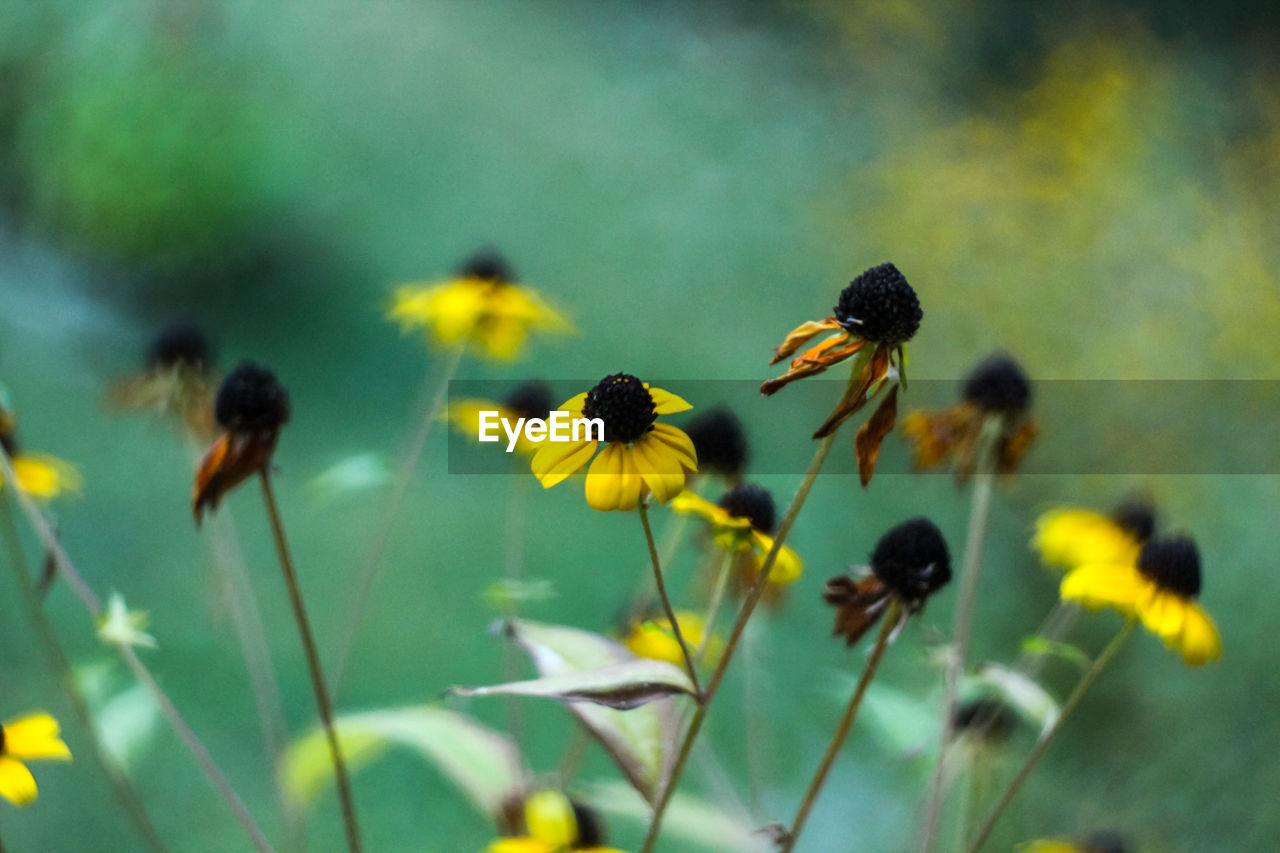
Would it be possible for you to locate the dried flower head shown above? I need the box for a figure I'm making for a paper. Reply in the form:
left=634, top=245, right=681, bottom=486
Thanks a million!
left=215, top=362, right=291, bottom=434
left=147, top=319, right=214, bottom=371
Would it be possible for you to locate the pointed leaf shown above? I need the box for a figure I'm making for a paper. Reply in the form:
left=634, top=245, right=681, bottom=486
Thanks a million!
left=451, top=660, right=695, bottom=710
left=971, top=664, right=1061, bottom=738
left=281, top=706, right=525, bottom=817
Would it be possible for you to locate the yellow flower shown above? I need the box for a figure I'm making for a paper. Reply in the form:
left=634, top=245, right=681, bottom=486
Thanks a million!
left=389, top=250, right=572, bottom=362
left=1033, top=500, right=1155, bottom=571
left=531, top=374, right=696, bottom=512
left=484, top=790, right=627, bottom=853
left=625, top=609, right=722, bottom=667
left=669, top=486, right=803, bottom=587
left=0, top=453, right=82, bottom=501
left=447, top=382, right=555, bottom=457
left=1061, top=535, right=1221, bottom=666
left=1022, top=831, right=1130, bottom=853
left=0, top=713, right=72, bottom=807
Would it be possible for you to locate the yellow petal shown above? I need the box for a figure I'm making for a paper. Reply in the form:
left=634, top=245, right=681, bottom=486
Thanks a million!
left=1059, top=563, right=1151, bottom=617
left=474, top=315, right=530, bottom=361
left=2, top=714, right=71, bottom=761
left=632, top=433, right=688, bottom=504
left=1137, top=589, right=1186, bottom=639
left=4, top=454, right=82, bottom=500
left=585, top=443, right=625, bottom=511
left=524, top=790, right=577, bottom=847
left=531, top=439, right=596, bottom=488
left=1173, top=601, right=1222, bottom=666
left=0, top=757, right=38, bottom=806
left=752, top=531, right=803, bottom=585
left=647, top=386, right=692, bottom=415
left=482, top=838, right=557, bottom=853
left=648, top=423, right=697, bottom=471
left=1033, top=508, right=1141, bottom=571
left=1021, top=843, right=1084, bottom=853
left=614, top=445, right=643, bottom=511
left=556, top=392, right=589, bottom=418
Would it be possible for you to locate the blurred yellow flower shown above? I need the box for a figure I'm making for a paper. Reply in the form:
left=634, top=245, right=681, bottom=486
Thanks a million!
left=531, top=374, right=696, bottom=512
left=447, top=382, right=555, bottom=457
left=0, top=713, right=72, bottom=807
left=669, top=486, right=803, bottom=587
left=625, top=609, right=721, bottom=667
left=1033, top=500, right=1154, bottom=571
left=483, top=789, right=627, bottom=853
left=1061, top=535, right=1221, bottom=666
left=0, top=453, right=82, bottom=501
left=389, top=250, right=572, bottom=361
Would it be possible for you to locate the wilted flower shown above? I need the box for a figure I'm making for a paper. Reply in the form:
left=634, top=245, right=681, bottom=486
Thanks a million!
left=900, top=352, right=1038, bottom=480
left=0, top=713, right=72, bottom=807
left=193, top=362, right=291, bottom=525
left=825, top=517, right=952, bottom=646
left=1061, top=534, right=1222, bottom=666
left=530, top=374, right=696, bottom=512
left=389, top=249, right=572, bottom=362
left=108, top=319, right=219, bottom=439
left=761, top=263, right=923, bottom=484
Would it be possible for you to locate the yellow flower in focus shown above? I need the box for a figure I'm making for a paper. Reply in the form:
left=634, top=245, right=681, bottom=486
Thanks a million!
left=670, top=485, right=803, bottom=588
left=447, top=382, right=555, bottom=457
left=1061, top=535, right=1221, bottom=666
left=483, top=789, right=627, bottom=853
left=0, top=713, right=72, bottom=807
left=1033, top=500, right=1154, bottom=571
left=389, top=250, right=572, bottom=362
left=625, top=609, right=722, bottom=667
left=0, top=454, right=82, bottom=501
left=531, top=374, right=696, bottom=512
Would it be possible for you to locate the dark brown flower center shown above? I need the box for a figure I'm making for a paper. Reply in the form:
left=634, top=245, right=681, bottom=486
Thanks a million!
left=834, top=262, right=923, bottom=345
left=459, top=248, right=516, bottom=283
left=684, top=405, right=748, bottom=479
left=581, top=373, right=655, bottom=443
left=148, top=320, right=214, bottom=370
left=215, top=362, right=291, bottom=434
left=869, top=516, right=952, bottom=606
left=718, top=483, right=776, bottom=533
left=503, top=382, right=554, bottom=421
left=962, top=352, right=1031, bottom=415
left=1136, top=535, right=1201, bottom=597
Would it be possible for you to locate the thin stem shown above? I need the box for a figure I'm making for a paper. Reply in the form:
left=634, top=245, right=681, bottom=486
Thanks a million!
left=557, top=728, right=591, bottom=786
left=330, top=343, right=466, bottom=693
left=696, top=549, right=731, bottom=663
left=637, top=500, right=703, bottom=699
left=639, top=432, right=837, bottom=853
left=962, top=621, right=1135, bottom=853
left=920, top=420, right=1001, bottom=853
left=0, top=452, right=272, bottom=852
left=0, top=497, right=168, bottom=853
left=258, top=473, right=362, bottom=853
left=501, top=475, right=529, bottom=749
left=781, top=599, right=902, bottom=853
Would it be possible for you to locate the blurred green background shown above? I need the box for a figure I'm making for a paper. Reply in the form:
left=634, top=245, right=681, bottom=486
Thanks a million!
left=1, top=0, right=1278, bottom=850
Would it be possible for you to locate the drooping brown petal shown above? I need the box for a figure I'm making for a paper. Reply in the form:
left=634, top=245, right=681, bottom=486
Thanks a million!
left=997, top=417, right=1040, bottom=475
left=855, top=383, right=899, bottom=487
left=823, top=574, right=891, bottom=647
left=192, top=431, right=278, bottom=526
left=768, top=318, right=844, bottom=365
left=811, top=345, right=889, bottom=438
left=760, top=335, right=863, bottom=396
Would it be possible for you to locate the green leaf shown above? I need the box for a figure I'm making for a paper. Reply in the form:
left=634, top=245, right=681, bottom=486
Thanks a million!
left=970, top=664, right=1061, bottom=738
left=451, top=660, right=696, bottom=710
left=1020, top=635, right=1091, bottom=670
left=490, top=619, right=693, bottom=804
left=281, top=705, right=524, bottom=817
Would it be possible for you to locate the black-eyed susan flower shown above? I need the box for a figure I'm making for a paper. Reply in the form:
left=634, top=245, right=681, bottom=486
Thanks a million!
left=761, top=263, right=922, bottom=484
left=486, top=789, right=626, bottom=853
left=1061, top=534, right=1222, bottom=666
left=531, top=374, right=696, bottom=512
left=108, top=319, right=219, bottom=439
left=0, top=404, right=81, bottom=501
left=682, top=405, right=749, bottom=483
left=389, top=249, right=572, bottom=362
left=1023, top=831, right=1130, bottom=853
left=1033, top=499, right=1155, bottom=571
left=193, top=362, right=291, bottom=525
left=0, top=712, right=72, bottom=807
left=824, top=517, right=951, bottom=646
left=669, top=483, right=803, bottom=591
left=624, top=608, right=722, bottom=667
left=448, top=381, right=555, bottom=456
left=901, top=352, right=1039, bottom=480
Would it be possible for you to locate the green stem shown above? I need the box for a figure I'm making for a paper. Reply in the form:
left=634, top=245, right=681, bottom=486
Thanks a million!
left=0, top=497, right=168, bottom=853
left=696, top=549, right=731, bottom=664
left=0, top=452, right=272, bottom=852
left=637, top=500, right=703, bottom=699
left=961, top=622, right=1135, bottom=853
left=639, top=431, right=837, bottom=853
left=330, top=343, right=466, bottom=693
left=258, top=473, right=362, bottom=853
left=501, top=475, right=529, bottom=750
left=781, top=599, right=902, bottom=853
left=919, top=419, right=1001, bottom=853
